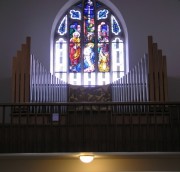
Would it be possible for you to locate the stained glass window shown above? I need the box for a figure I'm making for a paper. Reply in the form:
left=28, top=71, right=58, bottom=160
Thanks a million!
left=54, top=0, right=125, bottom=86
left=58, top=15, right=67, bottom=35
left=70, top=10, right=81, bottom=20
left=97, top=9, right=109, bottom=20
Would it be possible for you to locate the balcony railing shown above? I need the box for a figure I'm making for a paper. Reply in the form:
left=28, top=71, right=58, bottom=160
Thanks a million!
left=0, top=102, right=180, bottom=153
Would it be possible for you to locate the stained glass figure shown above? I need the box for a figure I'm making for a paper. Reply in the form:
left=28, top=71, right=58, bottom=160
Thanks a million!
left=69, top=22, right=81, bottom=72
left=98, top=43, right=110, bottom=72
left=84, top=43, right=95, bottom=72
left=70, top=10, right=81, bottom=20
left=76, top=2, right=83, bottom=8
left=111, top=15, right=121, bottom=35
left=58, top=15, right=67, bottom=35
left=97, top=9, right=109, bottom=20
left=98, top=22, right=110, bottom=72
left=98, top=22, right=109, bottom=42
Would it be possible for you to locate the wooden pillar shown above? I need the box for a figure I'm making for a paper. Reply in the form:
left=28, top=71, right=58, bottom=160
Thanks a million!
left=11, top=37, right=31, bottom=103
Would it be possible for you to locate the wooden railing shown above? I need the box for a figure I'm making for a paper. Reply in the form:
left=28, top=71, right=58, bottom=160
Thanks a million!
left=0, top=102, right=179, bottom=153
left=11, top=36, right=168, bottom=103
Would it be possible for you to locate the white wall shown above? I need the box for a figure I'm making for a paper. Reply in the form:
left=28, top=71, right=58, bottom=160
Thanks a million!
left=0, top=0, right=180, bottom=102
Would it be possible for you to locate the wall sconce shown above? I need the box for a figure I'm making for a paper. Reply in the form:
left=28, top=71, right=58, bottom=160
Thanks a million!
left=79, top=155, right=94, bottom=163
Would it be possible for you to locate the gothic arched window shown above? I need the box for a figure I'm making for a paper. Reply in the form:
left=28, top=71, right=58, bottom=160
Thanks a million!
left=54, top=0, right=126, bottom=85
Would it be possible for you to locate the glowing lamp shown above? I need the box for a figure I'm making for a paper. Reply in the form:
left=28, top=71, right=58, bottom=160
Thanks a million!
left=79, top=155, right=94, bottom=163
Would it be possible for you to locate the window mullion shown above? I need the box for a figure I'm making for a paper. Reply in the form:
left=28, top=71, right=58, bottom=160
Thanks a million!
left=81, top=0, right=86, bottom=85
left=94, top=0, right=98, bottom=86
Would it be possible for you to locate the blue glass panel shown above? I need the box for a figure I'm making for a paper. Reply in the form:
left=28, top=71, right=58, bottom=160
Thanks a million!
left=76, top=2, right=82, bottom=8
left=84, top=0, right=94, bottom=18
left=84, top=0, right=95, bottom=42
left=96, top=2, right=101, bottom=8
left=97, top=9, right=109, bottom=20
left=111, top=15, right=121, bottom=35
left=70, top=10, right=81, bottom=20
left=58, top=15, right=67, bottom=35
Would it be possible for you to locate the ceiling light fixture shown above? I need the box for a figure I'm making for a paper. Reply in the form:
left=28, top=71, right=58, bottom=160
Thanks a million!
left=79, top=155, right=94, bottom=163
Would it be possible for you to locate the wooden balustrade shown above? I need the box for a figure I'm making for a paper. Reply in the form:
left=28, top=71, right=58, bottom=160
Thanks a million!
left=0, top=102, right=179, bottom=153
